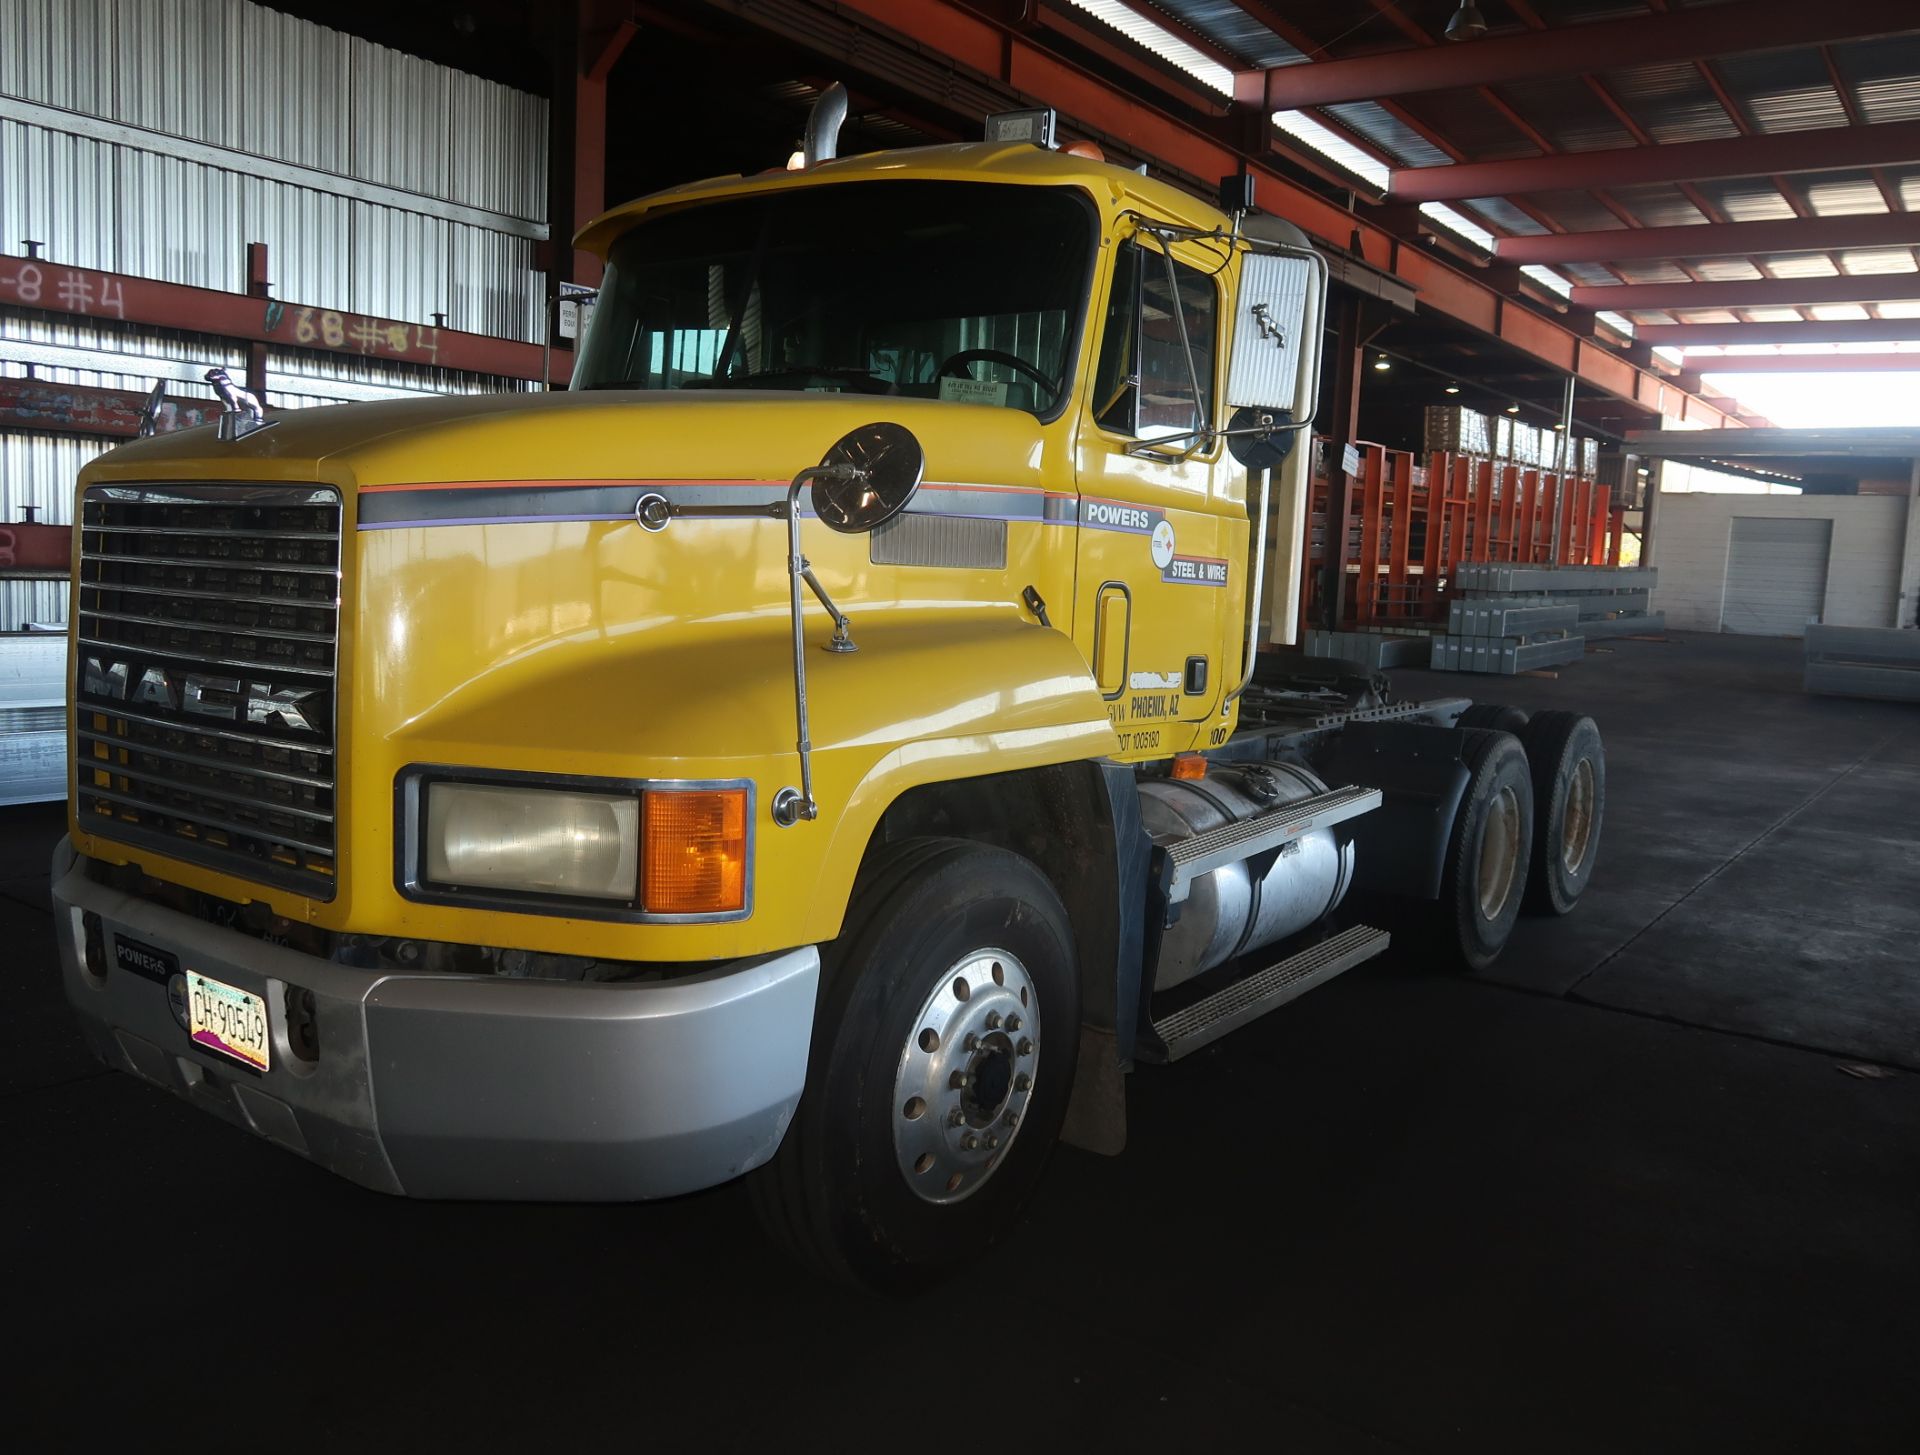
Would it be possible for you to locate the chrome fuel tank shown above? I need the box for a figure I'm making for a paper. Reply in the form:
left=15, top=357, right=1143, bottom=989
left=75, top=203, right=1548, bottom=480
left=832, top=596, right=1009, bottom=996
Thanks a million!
left=1139, top=763, right=1356, bottom=991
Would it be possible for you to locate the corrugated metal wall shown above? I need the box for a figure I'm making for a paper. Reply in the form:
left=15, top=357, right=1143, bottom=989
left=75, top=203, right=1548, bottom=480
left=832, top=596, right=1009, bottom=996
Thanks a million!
left=0, top=0, right=551, bottom=627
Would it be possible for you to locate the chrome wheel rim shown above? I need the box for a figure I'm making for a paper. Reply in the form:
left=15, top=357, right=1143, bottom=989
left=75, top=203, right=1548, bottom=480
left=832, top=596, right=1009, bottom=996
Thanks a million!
left=1562, top=757, right=1596, bottom=873
left=1477, top=785, right=1522, bottom=921
left=892, top=948, right=1039, bottom=1205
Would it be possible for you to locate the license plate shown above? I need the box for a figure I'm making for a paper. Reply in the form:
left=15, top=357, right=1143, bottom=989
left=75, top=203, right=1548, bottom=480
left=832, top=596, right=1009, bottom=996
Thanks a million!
left=186, top=971, right=271, bottom=1073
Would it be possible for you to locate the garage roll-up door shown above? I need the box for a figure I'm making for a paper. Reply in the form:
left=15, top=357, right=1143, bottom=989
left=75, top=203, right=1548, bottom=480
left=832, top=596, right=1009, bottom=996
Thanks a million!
left=1721, top=517, right=1832, bottom=637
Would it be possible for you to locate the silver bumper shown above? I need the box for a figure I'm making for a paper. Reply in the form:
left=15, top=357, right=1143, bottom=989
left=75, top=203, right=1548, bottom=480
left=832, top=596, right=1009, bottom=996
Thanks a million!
left=51, top=838, right=820, bottom=1200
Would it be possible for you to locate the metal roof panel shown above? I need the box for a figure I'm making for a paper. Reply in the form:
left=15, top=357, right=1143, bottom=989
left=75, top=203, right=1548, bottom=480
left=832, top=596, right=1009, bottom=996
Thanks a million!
left=1595, top=60, right=1743, bottom=145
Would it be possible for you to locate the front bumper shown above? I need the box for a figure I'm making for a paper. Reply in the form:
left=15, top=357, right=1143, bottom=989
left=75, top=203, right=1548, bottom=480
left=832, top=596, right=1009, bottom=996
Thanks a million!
left=51, top=838, right=820, bottom=1200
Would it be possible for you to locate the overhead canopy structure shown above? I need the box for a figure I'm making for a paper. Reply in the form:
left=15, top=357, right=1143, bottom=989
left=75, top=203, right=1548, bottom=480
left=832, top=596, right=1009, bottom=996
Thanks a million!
left=1091, top=0, right=1920, bottom=379
left=1626, top=426, right=1920, bottom=492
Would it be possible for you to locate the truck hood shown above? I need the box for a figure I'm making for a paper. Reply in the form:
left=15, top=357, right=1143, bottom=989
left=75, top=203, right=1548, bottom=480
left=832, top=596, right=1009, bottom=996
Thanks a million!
left=85, top=388, right=1063, bottom=496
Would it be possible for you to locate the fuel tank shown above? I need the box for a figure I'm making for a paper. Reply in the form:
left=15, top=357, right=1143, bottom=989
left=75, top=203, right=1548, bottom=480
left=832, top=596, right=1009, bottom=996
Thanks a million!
left=1139, top=762, right=1356, bottom=991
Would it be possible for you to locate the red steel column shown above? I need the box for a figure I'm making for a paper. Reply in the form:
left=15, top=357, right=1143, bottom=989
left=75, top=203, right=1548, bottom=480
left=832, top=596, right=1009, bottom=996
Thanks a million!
left=1421, top=453, right=1447, bottom=617
left=1472, top=459, right=1495, bottom=563
left=1357, top=447, right=1385, bottom=627
left=1389, top=452, right=1414, bottom=619
left=245, top=242, right=269, bottom=399
left=1590, top=486, right=1614, bottom=566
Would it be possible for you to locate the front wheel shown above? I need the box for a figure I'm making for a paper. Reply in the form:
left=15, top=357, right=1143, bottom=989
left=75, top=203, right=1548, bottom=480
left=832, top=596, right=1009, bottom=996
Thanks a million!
left=749, top=837, right=1079, bottom=1289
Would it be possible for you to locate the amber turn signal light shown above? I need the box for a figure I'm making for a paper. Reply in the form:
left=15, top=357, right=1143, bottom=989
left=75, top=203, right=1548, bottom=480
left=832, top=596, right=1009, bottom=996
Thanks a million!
left=642, top=788, right=748, bottom=915
left=1171, top=753, right=1208, bottom=781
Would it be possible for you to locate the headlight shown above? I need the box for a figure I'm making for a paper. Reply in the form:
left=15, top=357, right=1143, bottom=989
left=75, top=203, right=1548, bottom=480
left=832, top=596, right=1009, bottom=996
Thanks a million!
left=426, top=782, right=640, bottom=900
left=400, top=771, right=754, bottom=920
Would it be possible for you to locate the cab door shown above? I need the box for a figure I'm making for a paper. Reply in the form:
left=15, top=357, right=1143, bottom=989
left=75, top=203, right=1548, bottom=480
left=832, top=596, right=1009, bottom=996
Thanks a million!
left=1073, top=229, right=1242, bottom=760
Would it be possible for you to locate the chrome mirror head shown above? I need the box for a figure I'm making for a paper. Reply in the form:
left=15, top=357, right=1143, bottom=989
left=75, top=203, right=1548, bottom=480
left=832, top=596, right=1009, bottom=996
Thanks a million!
left=811, top=421, right=925, bottom=534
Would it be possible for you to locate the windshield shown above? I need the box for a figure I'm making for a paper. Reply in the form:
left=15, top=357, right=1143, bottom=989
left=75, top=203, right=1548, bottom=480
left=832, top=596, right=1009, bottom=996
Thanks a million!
left=572, top=180, right=1095, bottom=419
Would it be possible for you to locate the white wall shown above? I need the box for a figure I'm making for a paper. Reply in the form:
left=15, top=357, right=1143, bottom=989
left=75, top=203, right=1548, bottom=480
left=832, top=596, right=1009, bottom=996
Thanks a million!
left=1652, top=492, right=1909, bottom=633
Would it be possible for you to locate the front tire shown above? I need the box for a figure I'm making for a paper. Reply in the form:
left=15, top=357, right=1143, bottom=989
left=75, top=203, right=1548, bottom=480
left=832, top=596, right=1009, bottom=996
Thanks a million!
left=749, top=837, right=1078, bottom=1289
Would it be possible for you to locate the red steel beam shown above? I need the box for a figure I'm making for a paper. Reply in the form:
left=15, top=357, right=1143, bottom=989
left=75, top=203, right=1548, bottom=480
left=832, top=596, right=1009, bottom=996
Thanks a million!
left=1494, top=212, right=1920, bottom=265
left=0, top=253, right=564, bottom=383
left=1637, top=318, right=1920, bottom=347
left=1570, top=274, right=1920, bottom=311
left=1681, top=351, right=1920, bottom=373
left=1243, top=0, right=1918, bottom=110
left=0, top=377, right=224, bottom=438
left=1390, top=118, right=1920, bottom=203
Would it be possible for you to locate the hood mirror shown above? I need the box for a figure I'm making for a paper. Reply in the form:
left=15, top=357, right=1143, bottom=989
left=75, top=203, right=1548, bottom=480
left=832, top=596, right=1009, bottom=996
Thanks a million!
left=812, top=422, right=925, bottom=533
left=628, top=420, right=928, bottom=831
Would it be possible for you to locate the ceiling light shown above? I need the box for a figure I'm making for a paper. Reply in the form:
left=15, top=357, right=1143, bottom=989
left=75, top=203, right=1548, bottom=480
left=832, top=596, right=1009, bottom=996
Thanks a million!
left=1373, top=356, right=1392, bottom=371
left=1445, top=2, right=1488, bottom=42
left=1506, top=402, right=1521, bottom=414
left=1444, top=383, right=1461, bottom=394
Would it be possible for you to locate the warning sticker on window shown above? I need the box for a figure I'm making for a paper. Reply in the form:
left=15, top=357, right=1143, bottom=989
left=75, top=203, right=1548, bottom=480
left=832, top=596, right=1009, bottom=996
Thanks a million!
left=938, top=377, right=1009, bottom=407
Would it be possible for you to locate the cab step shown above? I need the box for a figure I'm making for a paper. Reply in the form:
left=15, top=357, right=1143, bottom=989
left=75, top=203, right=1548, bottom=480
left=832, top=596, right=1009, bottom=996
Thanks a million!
left=1161, top=785, right=1381, bottom=905
left=1141, top=924, right=1391, bottom=1063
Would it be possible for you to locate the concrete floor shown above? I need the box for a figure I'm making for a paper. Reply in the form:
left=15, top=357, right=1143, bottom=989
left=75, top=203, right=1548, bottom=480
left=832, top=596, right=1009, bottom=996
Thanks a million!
left=6, top=631, right=1917, bottom=1450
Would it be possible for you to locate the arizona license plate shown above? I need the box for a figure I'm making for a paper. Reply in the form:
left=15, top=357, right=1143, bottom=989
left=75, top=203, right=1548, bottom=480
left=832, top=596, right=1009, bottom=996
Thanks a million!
left=186, top=971, right=270, bottom=1073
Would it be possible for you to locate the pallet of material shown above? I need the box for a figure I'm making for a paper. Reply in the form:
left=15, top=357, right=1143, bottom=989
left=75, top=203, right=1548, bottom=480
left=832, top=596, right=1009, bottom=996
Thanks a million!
left=1574, top=589, right=1652, bottom=619
left=1446, top=598, right=1580, bottom=638
left=1453, top=564, right=1656, bottom=597
left=1804, top=624, right=1920, bottom=702
left=1303, top=629, right=1434, bottom=669
left=1578, top=611, right=1666, bottom=640
left=1428, top=633, right=1587, bottom=675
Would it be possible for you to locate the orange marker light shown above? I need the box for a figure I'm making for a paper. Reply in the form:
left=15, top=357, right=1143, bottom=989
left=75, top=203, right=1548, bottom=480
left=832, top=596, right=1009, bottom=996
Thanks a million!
left=643, top=788, right=748, bottom=915
left=1171, top=754, right=1208, bottom=781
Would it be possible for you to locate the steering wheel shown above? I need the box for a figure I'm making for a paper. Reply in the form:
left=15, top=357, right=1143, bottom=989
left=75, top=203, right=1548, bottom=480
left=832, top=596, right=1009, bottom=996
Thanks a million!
left=934, top=348, right=1060, bottom=403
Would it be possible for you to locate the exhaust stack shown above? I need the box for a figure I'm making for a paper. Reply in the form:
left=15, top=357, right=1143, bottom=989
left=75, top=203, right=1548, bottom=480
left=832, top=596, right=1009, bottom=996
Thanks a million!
left=803, top=83, right=849, bottom=167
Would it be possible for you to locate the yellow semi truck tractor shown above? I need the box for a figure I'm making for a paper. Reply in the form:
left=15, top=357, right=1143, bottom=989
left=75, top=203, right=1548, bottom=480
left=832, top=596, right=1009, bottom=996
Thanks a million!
left=53, top=97, right=1605, bottom=1285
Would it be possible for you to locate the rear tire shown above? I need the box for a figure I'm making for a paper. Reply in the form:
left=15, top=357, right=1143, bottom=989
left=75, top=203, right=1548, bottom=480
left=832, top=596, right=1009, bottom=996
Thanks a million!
left=748, top=837, right=1078, bottom=1290
left=1520, top=711, right=1605, bottom=916
left=1435, top=728, right=1534, bottom=972
left=1456, top=701, right=1530, bottom=736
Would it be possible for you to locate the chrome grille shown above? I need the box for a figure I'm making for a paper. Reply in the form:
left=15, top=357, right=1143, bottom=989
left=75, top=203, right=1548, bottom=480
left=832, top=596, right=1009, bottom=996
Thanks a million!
left=73, top=484, right=342, bottom=899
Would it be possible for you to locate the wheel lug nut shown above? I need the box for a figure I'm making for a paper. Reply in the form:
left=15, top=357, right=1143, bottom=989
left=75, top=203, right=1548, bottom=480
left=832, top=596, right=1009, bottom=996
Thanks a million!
left=1004, top=1112, right=1018, bottom=1128
left=949, top=1071, right=969, bottom=1089
left=948, top=1107, right=964, bottom=1127
left=985, top=1011, right=1001, bottom=1029
left=961, top=1133, right=978, bottom=1151
left=986, top=1135, right=999, bottom=1150
left=963, top=1033, right=979, bottom=1051
left=1015, top=1073, right=1031, bottom=1092
left=1006, top=1014, right=1022, bottom=1032
left=1017, top=1038, right=1033, bottom=1056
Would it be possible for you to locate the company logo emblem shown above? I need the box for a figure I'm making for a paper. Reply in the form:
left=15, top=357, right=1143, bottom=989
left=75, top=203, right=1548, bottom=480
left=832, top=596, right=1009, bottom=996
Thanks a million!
left=1082, top=500, right=1156, bottom=532
left=82, top=656, right=320, bottom=734
left=1150, top=520, right=1177, bottom=570
left=167, top=972, right=190, bottom=1030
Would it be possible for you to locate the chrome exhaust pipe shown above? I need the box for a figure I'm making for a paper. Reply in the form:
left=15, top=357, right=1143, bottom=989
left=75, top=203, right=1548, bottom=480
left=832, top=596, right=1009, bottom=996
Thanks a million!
left=803, top=82, right=849, bottom=166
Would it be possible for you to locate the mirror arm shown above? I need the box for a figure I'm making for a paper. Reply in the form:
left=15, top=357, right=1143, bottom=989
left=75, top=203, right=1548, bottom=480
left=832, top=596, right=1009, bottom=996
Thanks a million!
left=1144, top=229, right=1211, bottom=450
left=772, top=463, right=865, bottom=828
left=1218, top=464, right=1272, bottom=722
left=800, top=564, right=856, bottom=653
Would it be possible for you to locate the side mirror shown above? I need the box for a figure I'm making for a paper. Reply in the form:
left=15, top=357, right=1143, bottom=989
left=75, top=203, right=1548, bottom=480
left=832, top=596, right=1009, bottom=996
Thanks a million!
left=1226, top=252, right=1316, bottom=417
left=811, top=422, right=925, bottom=533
